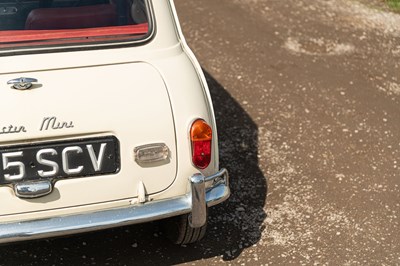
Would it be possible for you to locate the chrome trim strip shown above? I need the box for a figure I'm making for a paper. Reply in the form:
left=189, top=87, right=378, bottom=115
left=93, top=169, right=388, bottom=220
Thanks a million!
left=0, top=168, right=229, bottom=244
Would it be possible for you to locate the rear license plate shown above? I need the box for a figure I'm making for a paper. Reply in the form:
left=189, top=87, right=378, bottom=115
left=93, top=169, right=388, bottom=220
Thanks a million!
left=0, top=136, right=120, bottom=185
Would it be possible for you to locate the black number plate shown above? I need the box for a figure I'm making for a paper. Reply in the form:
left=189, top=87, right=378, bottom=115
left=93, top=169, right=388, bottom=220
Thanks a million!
left=0, top=136, right=120, bottom=185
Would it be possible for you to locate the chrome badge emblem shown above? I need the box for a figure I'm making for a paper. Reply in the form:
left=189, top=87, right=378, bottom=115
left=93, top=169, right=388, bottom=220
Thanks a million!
left=7, top=77, right=38, bottom=90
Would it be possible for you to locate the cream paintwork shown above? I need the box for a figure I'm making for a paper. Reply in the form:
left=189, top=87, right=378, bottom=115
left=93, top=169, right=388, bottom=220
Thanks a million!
left=0, top=0, right=219, bottom=222
left=0, top=62, right=178, bottom=215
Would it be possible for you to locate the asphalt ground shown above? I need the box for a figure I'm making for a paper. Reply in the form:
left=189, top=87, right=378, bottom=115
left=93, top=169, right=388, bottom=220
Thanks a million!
left=1, top=0, right=399, bottom=265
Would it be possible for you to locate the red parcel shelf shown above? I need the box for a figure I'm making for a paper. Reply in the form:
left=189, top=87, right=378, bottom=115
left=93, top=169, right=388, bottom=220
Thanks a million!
left=0, top=23, right=148, bottom=43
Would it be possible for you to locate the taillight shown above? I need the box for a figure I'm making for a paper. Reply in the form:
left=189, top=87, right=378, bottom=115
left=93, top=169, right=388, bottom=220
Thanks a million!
left=190, top=119, right=212, bottom=169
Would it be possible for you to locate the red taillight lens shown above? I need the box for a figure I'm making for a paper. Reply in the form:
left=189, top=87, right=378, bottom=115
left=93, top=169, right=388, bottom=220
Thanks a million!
left=190, top=119, right=212, bottom=169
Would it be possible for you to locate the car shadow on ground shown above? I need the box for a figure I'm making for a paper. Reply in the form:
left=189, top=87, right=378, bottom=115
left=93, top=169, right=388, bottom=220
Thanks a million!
left=0, top=72, right=267, bottom=265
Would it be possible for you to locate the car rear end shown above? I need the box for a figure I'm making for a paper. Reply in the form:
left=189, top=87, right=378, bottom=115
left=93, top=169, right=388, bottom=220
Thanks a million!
left=0, top=0, right=229, bottom=244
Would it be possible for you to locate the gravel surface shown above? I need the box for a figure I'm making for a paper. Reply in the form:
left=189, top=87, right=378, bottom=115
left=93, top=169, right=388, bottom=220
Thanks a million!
left=1, top=0, right=399, bottom=265
left=175, top=0, right=400, bottom=264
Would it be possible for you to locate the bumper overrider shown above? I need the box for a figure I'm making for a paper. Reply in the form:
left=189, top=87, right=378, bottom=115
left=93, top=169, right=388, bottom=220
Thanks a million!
left=0, top=168, right=229, bottom=244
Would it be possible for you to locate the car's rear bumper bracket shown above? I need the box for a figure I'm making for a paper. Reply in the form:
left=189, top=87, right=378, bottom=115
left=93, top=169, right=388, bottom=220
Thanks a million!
left=189, top=168, right=229, bottom=228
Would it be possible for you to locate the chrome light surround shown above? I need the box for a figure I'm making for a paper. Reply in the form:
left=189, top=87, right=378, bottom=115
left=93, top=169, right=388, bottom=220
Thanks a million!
left=134, top=143, right=169, bottom=164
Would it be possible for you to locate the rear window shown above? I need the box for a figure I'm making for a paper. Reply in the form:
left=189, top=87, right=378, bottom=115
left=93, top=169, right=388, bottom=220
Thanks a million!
left=0, top=0, right=151, bottom=51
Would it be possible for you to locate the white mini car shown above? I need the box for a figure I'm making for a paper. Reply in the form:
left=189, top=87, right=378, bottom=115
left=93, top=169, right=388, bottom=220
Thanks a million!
left=0, top=0, right=229, bottom=245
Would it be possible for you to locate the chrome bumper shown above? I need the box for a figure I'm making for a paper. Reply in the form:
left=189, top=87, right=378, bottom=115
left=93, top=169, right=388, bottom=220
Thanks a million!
left=0, top=168, right=229, bottom=244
